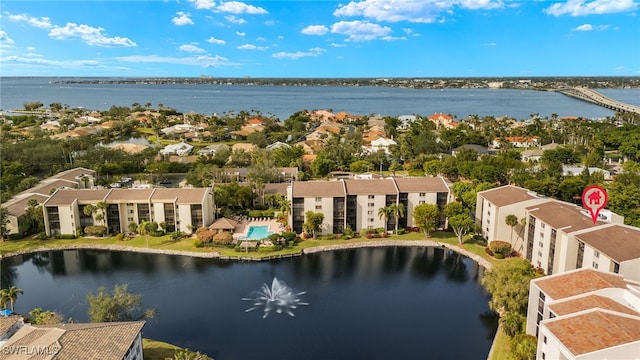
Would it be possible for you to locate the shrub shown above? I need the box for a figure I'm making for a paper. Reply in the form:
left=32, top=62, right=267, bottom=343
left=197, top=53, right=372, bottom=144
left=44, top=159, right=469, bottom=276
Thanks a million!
left=494, top=253, right=504, bottom=259
left=195, top=227, right=215, bottom=243
left=116, top=233, right=125, bottom=241
left=500, top=312, right=526, bottom=337
left=150, top=231, right=164, bottom=237
left=193, top=239, right=202, bottom=248
left=375, top=227, right=386, bottom=234
left=510, top=334, right=537, bottom=360
left=396, top=228, right=406, bottom=235
left=380, top=232, right=389, bottom=238
left=84, top=226, right=107, bottom=236
left=485, top=247, right=494, bottom=256
left=7, top=234, right=23, bottom=241
left=470, top=234, right=487, bottom=246
left=171, top=231, right=184, bottom=240
left=248, top=209, right=275, bottom=218
left=489, top=241, right=512, bottom=257
left=213, top=232, right=234, bottom=245
left=281, top=231, right=297, bottom=243
left=342, top=226, right=353, bottom=237
left=38, top=232, right=48, bottom=240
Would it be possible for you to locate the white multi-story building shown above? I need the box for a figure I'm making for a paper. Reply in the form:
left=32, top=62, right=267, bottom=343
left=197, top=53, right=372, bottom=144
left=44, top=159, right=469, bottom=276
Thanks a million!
left=523, top=200, right=636, bottom=280
left=288, top=177, right=450, bottom=235
left=42, top=187, right=214, bottom=236
left=525, top=268, right=640, bottom=360
left=475, top=185, right=550, bottom=247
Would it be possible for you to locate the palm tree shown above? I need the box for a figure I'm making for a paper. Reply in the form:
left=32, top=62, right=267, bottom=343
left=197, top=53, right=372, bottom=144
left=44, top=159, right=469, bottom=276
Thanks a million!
left=388, top=203, right=406, bottom=234
left=505, top=214, right=518, bottom=246
left=0, top=286, right=24, bottom=312
left=378, top=206, right=391, bottom=231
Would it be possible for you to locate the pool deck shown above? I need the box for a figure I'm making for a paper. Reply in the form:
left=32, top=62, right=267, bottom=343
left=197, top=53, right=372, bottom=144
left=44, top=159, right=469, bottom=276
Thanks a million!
left=233, top=218, right=284, bottom=241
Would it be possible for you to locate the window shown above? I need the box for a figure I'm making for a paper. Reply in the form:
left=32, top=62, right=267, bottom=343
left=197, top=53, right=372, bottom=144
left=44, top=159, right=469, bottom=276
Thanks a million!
left=127, top=202, right=134, bottom=206
left=419, top=200, right=425, bottom=205
left=419, top=192, right=425, bottom=197
left=368, top=195, right=375, bottom=199
left=368, top=218, right=374, bottom=222
left=593, top=262, right=598, bottom=269
left=315, top=205, right=322, bottom=210
left=488, top=203, right=492, bottom=208
left=542, top=353, right=546, bottom=360
left=315, top=197, right=322, bottom=202
left=128, top=217, right=134, bottom=222
left=543, top=336, right=547, bottom=344
left=594, top=251, right=600, bottom=258
left=367, top=210, right=374, bottom=215
left=487, top=219, right=490, bottom=224
left=538, top=251, right=543, bottom=257
left=541, top=223, right=545, bottom=229
left=128, top=209, right=134, bottom=214
left=613, top=262, right=620, bottom=273
left=368, top=202, right=375, bottom=207
left=539, top=232, right=544, bottom=238
left=539, top=241, right=544, bottom=248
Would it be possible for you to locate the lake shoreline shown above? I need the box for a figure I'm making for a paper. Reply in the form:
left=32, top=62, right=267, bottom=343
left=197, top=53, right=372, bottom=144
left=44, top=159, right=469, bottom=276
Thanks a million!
left=0, top=239, right=493, bottom=269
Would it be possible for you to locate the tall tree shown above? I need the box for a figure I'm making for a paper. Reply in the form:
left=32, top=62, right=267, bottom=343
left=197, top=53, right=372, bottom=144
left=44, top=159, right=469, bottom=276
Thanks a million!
left=86, top=284, right=156, bottom=322
left=0, top=286, right=24, bottom=312
left=303, top=211, right=324, bottom=239
left=412, top=203, right=440, bottom=238
left=482, top=260, right=542, bottom=315
left=388, top=203, right=405, bottom=234
left=505, top=214, right=519, bottom=245
left=378, top=206, right=391, bottom=230
left=448, top=214, right=475, bottom=244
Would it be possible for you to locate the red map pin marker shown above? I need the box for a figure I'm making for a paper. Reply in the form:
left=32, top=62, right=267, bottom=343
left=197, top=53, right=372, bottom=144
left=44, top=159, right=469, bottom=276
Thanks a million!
left=581, top=185, right=608, bottom=224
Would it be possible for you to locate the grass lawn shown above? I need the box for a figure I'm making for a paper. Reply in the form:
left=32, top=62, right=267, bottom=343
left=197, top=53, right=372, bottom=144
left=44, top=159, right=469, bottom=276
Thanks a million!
left=488, top=326, right=512, bottom=360
left=143, top=338, right=212, bottom=360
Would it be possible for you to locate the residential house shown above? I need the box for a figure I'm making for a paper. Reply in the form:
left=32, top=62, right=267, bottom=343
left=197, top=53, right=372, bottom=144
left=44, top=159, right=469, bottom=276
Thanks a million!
left=363, top=137, right=397, bottom=155
left=525, top=268, right=640, bottom=360
left=428, top=113, right=458, bottom=129
left=288, top=177, right=450, bottom=235
left=266, top=141, right=290, bottom=150
left=452, top=144, right=490, bottom=157
left=160, top=142, right=193, bottom=156
left=0, top=321, right=145, bottom=360
left=197, top=143, right=229, bottom=156
left=42, top=187, right=214, bottom=236
left=521, top=149, right=545, bottom=162
left=563, top=166, right=611, bottom=180
left=492, top=136, right=540, bottom=148
left=398, top=115, right=416, bottom=130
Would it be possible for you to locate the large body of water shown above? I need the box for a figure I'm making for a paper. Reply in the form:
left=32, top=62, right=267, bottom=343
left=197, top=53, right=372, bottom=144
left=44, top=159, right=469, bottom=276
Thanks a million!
left=1, top=247, right=496, bottom=359
left=1, top=77, right=639, bottom=120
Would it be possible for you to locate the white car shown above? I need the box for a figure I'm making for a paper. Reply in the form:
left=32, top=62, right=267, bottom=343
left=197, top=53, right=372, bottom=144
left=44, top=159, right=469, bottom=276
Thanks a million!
left=109, top=183, right=122, bottom=188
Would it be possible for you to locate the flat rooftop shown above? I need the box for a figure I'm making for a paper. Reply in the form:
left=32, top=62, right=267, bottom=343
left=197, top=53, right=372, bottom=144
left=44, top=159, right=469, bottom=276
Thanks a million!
left=534, top=269, right=628, bottom=300
left=574, top=224, right=640, bottom=263
left=479, top=185, right=539, bottom=207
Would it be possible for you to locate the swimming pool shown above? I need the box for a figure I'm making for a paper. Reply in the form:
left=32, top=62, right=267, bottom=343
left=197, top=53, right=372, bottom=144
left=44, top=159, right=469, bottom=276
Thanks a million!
left=246, top=225, right=273, bottom=240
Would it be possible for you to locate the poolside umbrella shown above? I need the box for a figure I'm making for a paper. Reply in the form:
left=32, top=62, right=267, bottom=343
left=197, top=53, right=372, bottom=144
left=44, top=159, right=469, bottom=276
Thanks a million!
left=208, top=218, right=238, bottom=231
left=0, top=309, right=13, bottom=316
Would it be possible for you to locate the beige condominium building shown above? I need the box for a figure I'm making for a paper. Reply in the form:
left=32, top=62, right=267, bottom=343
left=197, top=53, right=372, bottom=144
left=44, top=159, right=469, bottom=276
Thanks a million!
left=42, top=187, right=214, bottom=237
left=288, top=177, right=450, bottom=235
left=526, top=268, right=640, bottom=360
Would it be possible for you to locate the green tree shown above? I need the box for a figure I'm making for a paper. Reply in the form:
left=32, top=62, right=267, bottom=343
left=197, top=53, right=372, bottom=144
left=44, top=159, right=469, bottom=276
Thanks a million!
left=412, top=203, right=440, bottom=238
left=505, top=214, right=519, bottom=246
left=482, top=259, right=542, bottom=315
left=0, top=286, right=24, bottom=311
left=500, top=312, right=526, bottom=337
left=303, top=211, right=324, bottom=238
left=443, top=202, right=466, bottom=218
left=388, top=203, right=405, bottom=234
left=0, top=207, right=10, bottom=240
left=86, top=284, right=156, bottom=322
left=28, top=308, right=63, bottom=325
left=511, top=334, right=537, bottom=360
left=378, top=206, right=391, bottom=230
left=448, top=214, right=474, bottom=244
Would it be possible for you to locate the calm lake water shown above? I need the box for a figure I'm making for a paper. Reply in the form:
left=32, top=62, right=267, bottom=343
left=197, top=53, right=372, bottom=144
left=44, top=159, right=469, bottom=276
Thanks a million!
left=1, top=247, right=497, bottom=360
left=1, top=77, right=638, bottom=120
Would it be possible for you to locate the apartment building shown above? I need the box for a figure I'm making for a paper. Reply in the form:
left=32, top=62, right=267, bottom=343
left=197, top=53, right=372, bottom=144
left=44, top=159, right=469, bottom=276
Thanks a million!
left=525, top=269, right=640, bottom=359
left=523, top=200, right=638, bottom=281
left=42, top=187, right=214, bottom=236
left=475, top=185, right=550, bottom=245
left=288, top=177, right=450, bottom=235
left=1, top=167, right=96, bottom=236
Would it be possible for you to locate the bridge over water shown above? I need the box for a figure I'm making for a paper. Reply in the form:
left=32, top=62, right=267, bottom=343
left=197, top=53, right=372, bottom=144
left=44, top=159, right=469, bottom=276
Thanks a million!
left=555, top=87, right=640, bottom=114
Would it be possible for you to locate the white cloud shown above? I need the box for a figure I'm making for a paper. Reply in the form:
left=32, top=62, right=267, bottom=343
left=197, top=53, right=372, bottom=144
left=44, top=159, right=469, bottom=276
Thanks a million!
left=0, top=30, right=15, bottom=47
left=1, top=55, right=100, bottom=68
left=6, top=13, right=53, bottom=29
left=545, top=0, right=638, bottom=16
left=237, top=43, right=268, bottom=50
left=380, top=35, right=407, bottom=41
left=190, top=0, right=217, bottom=10
left=173, top=12, right=195, bottom=25
left=272, top=47, right=326, bottom=60
left=236, top=31, right=246, bottom=36
left=301, top=25, right=329, bottom=35
left=573, top=23, right=611, bottom=30
left=225, top=15, right=247, bottom=24
left=331, top=43, right=347, bottom=47
left=207, top=36, right=227, bottom=45
left=118, top=54, right=236, bottom=68
left=49, top=23, right=136, bottom=47
left=179, top=44, right=206, bottom=53
left=333, top=0, right=503, bottom=23
left=331, top=20, right=392, bottom=41
left=216, top=1, right=268, bottom=14
left=574, top=23, right=594, bottom=30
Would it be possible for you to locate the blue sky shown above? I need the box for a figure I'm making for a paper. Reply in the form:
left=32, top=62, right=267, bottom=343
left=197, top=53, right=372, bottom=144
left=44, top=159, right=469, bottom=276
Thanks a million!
left=1, top=0, right=638, bottom=77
